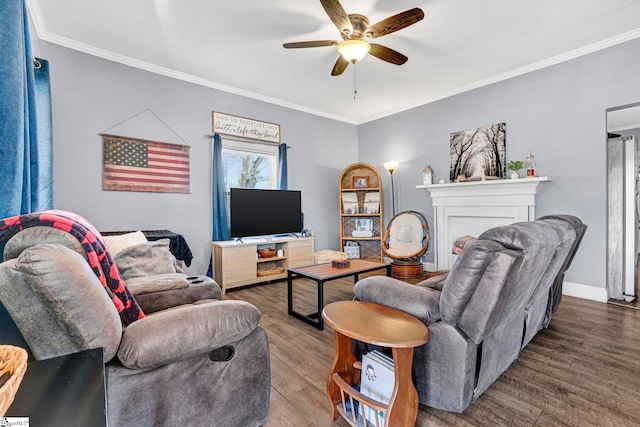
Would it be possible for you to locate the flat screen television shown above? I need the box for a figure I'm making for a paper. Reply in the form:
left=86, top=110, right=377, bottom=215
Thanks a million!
left=230, top=188, right=303, bottom=238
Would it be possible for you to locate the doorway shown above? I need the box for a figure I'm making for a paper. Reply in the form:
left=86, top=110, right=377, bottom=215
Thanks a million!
left=606, top=103, right=640, bottom=309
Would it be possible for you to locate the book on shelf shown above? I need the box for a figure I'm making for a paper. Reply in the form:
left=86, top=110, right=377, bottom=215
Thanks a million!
left=360, top=350, right=395, bottom=426
left=369, top=350, right=393, bottom=368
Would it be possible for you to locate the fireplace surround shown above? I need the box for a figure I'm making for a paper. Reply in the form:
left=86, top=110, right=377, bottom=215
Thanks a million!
left=417, top=177, right=550, bottom=270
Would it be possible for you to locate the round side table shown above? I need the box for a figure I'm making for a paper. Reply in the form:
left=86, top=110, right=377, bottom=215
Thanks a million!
left=322, top=300, right=429, bottom=427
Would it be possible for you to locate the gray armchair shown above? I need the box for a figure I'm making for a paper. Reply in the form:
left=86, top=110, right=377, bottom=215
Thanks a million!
left=538, top=214, right=588, bottom=324
left=354, top=216, right=583, bottom=412
left=0, top=243, right=270, bottom=426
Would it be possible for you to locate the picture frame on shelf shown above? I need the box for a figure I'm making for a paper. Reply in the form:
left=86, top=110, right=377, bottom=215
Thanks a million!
left=341, top=193, right=359, bottom=214
left=363, top=192, right=380, bottom=214
left=355, top=218, right=373, bottom=231
left=353, top=176, right=369, bottom=189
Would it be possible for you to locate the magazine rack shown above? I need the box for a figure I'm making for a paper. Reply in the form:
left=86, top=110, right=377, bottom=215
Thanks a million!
left=321, top=301, right=429, bottom=427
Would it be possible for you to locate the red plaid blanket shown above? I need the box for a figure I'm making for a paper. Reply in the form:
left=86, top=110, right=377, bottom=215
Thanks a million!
left=0, top=210, right=144, bottom=325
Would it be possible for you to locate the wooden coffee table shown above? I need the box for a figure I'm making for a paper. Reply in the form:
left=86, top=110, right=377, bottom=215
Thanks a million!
left=322, top=301, right=429, bottom=427
left=287, top=259, right=390, bottom=330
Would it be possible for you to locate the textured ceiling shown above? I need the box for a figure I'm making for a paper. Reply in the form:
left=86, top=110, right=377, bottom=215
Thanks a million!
left=27, top=0, right=640, bottom=124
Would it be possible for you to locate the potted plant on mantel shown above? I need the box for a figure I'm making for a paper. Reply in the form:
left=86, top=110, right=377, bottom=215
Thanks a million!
left=507, top=160, right=523, bottom=179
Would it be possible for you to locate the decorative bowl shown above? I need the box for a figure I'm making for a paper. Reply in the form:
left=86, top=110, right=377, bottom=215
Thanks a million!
left=257, top=248, right=276, bottom=258
left=332, top=259, right=350, bottom=268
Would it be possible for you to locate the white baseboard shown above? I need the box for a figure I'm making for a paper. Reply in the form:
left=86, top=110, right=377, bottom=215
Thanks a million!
left=422, top=262, right=436, bottom=272
left=421, top=266, right=607, bottom=303
left=562, top=281, right=608, bottom=303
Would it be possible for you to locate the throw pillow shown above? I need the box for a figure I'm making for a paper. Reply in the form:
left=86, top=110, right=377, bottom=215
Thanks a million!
left=102, top=231, right=148, bottom=257
left=114, top=239, right=177, bottom=280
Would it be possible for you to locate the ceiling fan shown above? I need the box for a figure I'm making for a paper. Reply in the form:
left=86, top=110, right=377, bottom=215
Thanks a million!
left=283, top=0, right=424, bottom=76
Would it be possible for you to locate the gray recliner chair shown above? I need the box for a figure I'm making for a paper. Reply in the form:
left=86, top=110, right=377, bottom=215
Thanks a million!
left=0, top=242, right=270, bottom=426
left=354, top=215, right=583, bottom=412
left=538, top=214, right=588, bottom=324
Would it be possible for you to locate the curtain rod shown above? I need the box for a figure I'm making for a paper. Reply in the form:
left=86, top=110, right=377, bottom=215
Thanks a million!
left=204, top=133, right=290, bottom=148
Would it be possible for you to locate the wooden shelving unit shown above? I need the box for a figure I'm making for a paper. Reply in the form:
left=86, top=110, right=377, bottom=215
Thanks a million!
left=339, top=163, right=383, bottom=262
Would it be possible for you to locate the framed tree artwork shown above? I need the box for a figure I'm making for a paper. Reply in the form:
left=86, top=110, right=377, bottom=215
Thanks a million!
left=449, top=123, right=506, bottom=181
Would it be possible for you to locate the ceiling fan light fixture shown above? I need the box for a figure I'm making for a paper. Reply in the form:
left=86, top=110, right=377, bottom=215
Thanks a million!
left=337, top=40, right=371, bottom=63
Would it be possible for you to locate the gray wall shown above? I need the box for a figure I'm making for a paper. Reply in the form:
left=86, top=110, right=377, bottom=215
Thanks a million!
left=358, top=37, right=640, bottom=290
left=42, top=42, right=357, bottom=275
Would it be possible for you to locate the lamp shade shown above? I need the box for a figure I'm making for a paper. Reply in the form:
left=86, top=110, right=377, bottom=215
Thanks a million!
left=384, top=161, right=399, bottom=173
left=337, top=40, right=371, bottom=63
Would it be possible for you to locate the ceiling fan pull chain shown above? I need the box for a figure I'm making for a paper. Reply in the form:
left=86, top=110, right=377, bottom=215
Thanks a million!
left=353, top=63, right=358, bottom=100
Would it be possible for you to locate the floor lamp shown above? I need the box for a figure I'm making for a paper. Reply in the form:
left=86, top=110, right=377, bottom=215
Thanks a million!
left=383, top=161, right=398, bottom=216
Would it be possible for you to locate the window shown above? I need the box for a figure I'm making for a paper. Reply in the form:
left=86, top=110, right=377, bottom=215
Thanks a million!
left=222, top=138, right=278, bottom=193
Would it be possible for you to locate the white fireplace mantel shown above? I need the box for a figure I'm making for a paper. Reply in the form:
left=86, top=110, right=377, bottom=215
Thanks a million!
left=417, top=177, right=551, bottom=270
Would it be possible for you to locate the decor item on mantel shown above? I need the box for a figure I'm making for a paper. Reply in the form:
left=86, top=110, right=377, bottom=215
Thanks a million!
left=525, top=150, right=536, bottom=177
left=450, top=122, right=506, bottom=181
left=507, top=160, right=524, bottom=179
left=422, top=165, right=433, bottom=185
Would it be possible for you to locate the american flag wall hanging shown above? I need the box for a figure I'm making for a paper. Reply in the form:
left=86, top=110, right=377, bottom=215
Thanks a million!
left=101, top=133, right=190, bottom=194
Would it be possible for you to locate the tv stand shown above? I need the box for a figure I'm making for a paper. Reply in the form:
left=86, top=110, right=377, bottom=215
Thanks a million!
left=212, top=236, right=314, bottom=294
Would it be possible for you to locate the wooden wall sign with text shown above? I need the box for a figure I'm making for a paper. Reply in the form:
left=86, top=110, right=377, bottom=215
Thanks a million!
left=212, top=112, right=281, bottom=143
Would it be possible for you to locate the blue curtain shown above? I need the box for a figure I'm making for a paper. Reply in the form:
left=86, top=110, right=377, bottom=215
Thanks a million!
left=212, top=134, right=230, bottom=241
left=208, top=134, right=229, bottom=276
left=278, top=143, right=288, bottom=190
left=33, top=58, right=53, bottom=210
left=0, top=0, right=53, bottom=219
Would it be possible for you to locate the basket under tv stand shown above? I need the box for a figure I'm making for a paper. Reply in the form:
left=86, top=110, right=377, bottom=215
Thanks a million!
left=211, top=236, right=314, bottom=294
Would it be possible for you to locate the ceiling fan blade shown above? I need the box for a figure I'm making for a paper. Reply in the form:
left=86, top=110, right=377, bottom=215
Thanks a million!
left=283, top=40, right=338, bottom=49
left=331, top=55, right=350, bottom=76
left=366, top=8, right=425, bottom=38
left=369, top=43, right=408, bottom=65
left=320, top=0, right=353, bottom=35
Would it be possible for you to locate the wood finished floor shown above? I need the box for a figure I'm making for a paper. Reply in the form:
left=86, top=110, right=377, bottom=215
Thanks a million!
left=225, top=274, right=640, bottom=427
